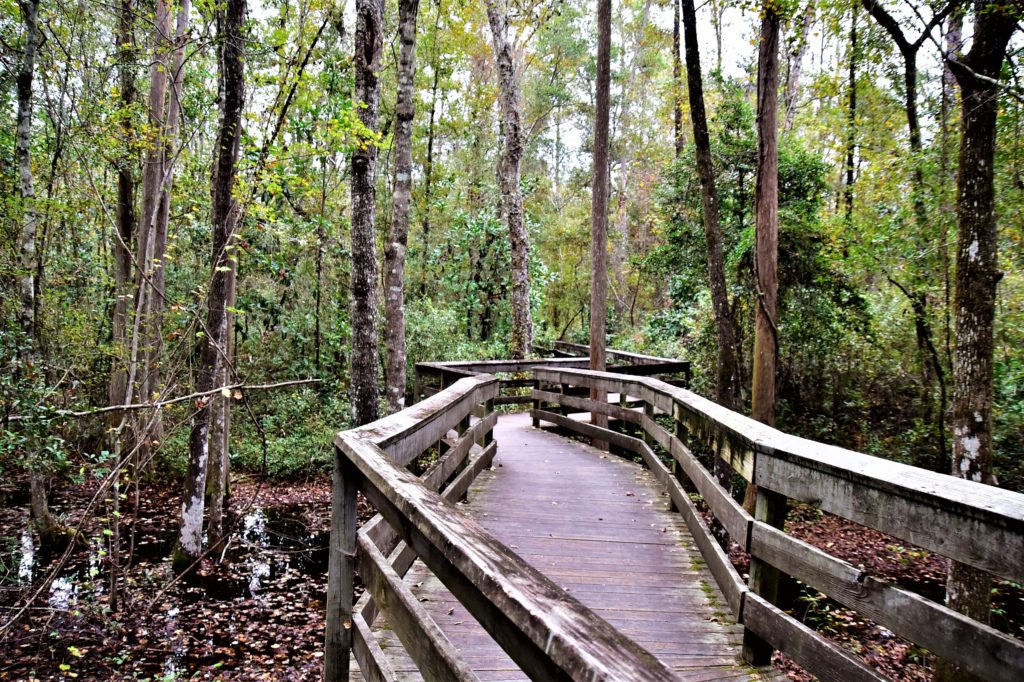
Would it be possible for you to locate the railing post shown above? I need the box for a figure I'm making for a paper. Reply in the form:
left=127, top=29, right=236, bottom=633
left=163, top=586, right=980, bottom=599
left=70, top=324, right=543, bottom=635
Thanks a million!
left=532, top=378, right=541, bottom=428
left=560, top=383, right=571, bottom=416
left=643, top=402, right=655, bottom=448
left=325, top=446, right=358, bottom=682
left=483, top=398, right=495, bottom=445
left=742, top=485, right=788, bottom=666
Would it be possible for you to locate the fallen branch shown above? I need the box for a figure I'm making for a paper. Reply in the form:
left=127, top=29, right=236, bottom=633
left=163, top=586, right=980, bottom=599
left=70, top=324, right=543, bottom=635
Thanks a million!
left=5, top=379, right=323, bottom=421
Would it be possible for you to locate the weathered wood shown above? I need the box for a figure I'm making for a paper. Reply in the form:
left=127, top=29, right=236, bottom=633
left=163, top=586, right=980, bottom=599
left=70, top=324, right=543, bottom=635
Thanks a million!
left=533, top=367, right=1024, bottom=583
left=750, top=522, right=1024, bottom=682
left=335, top=432, right=679, bottom=681
left=635, top=441, right=747, bottom=618
left=352, top=612, right=398, bottom=682
left=357, top=533, right=479, bottom=681
left=531, top=389, right=641, bottom=425
left=531, top=409, right=641, bottom=452
left=743, top=487, right=787, bottom=665
left=756, top=450, right=1024, bottom=582
left=422, top=413, right=498, bottom=493
left=444, top=441, right=497, bottom=501
left=325, top=450, right=358, bottom=682
left=347, top=375, right=498, bottom=467
left=742, top=594, right=885, bottom=681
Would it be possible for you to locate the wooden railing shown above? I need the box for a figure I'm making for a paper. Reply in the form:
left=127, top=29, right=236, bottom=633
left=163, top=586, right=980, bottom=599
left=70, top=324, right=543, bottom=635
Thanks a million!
left=413, top=346, right=690, bottom=407
left=531, top=367, right=1024, bottom=682
left=325, top=371, right=680, bottom=681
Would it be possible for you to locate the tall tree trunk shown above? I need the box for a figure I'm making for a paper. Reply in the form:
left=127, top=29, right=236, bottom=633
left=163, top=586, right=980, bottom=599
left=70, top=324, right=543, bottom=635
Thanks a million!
left=672, top=0, right=683, bottom=158
left=134, top=0, right=173, bottom=471
left=419, top=0, right=442, bottom=298
left=862, top=0, right=959, bottom=471
left=844, top=7, right=856, bottom=224
left=590, top=0, right=611, bottom=441
left=110, top=0, right=137, bottom=434
left=385, top=0, right=420, bottom=414
left=745, top=4, right=781, bottom=513
left=486, top=0, right=533, bottom=359
left=207, top=260, right=236, bottom=548
left=681, top=0, right=739, bottom=414
left=174, top=0, right=246, bottom=573
left=350, top=0, right=383, bottom=426
left=16, top=0, right=58, bottom=544
left=782, top=2, right=815, bottom=132
left=938, top=7, right=1019, bottom=677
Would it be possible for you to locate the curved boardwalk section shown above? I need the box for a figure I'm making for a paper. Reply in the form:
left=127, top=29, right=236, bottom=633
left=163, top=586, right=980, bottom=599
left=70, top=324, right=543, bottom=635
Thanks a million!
left=372, top=412, right=761, bottom=681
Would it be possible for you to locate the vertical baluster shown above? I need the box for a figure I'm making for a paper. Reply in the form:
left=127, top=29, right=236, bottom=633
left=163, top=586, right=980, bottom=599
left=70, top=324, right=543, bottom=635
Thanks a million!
left=325, top=447, right=358, bottom=681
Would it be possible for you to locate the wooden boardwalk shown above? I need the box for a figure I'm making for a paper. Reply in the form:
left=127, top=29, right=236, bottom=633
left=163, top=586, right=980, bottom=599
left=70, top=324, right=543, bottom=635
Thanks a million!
left=362, top=412, right=765, bottom=680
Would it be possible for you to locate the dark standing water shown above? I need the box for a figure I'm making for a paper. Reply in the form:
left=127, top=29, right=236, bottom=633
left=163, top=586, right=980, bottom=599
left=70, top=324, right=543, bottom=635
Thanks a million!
left=0, top=483, right=335, bottom=681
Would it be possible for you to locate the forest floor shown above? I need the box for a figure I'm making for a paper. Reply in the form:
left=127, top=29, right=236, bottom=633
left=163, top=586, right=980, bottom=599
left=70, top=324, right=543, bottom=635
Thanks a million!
left=1, top=475, right=1021, bottom=681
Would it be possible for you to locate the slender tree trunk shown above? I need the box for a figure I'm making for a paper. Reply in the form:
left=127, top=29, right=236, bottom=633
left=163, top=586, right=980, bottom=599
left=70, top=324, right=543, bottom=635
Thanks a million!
left=681, top=0, right=739, bottom=414
left=350, top=0, right=383, bottom=426
left=673, top=0, right=683, bottom=157
left=174, top=0, right=246, bottom=573
left=207, top=259, right=236, bottom=548
left=110, top=0, right=137, bottom=434
left=134, top=0, right=173, bottom=471
left=745, top=4, right=780, bottom=513
left=783, top=2, right=814, bottom=132
left=384, top=0, right=420, bottom=414
left=938, top=8, right=1019, bottom=677
left=485, top=0, right=533, bottom=359
left=844, top=7, right=857, bottom=224
left=16, top=0, right=59, bottom=544
left=590, top=0, right=611, bottom=441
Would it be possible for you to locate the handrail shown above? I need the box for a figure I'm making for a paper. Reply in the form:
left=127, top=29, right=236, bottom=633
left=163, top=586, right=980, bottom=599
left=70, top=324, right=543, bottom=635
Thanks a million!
left=325, top=365, right=680, bottom=681
left=531, top=367, right=1024, bottom=682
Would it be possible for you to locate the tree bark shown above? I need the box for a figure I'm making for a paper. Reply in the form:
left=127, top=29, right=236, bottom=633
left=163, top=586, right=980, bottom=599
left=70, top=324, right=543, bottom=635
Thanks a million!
left=350, top=0, right=383, bottom=426
left=681, top=0, right=739, bottom=417
left=782, top=2, right=814, bottom=132
left=110, top=0, right=137, bottom=432
left=485, top=0, right=533, bottom=359
left=134, top=0, right=173, bottom=470
left=590, top=0, right=611, bottom=443
left=745, top=4, right=780, bottom=513
left=16, top=0, right=59, bottom=544
left=672, top=0, right=683, bottom=158
left=844, top=7, right=856, bottom=224
left=938, top=6, right=1019, bottom=675
left=384, top=0, right=420, bottom=414
left=207, top=258, right=236, bottom=548
left=174, top=0, right=246, bottom=573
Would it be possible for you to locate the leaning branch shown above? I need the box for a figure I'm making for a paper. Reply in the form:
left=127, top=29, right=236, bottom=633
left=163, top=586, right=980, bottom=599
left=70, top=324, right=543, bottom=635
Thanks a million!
left=6, top=379, right=323, bottom=421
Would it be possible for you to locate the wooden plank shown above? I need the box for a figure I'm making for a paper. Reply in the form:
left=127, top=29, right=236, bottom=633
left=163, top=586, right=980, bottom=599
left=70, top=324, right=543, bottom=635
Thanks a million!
left=493, top=395, right=533, bottom=406
left=336, top=432, right=679, bottom=682
left=750, top=522, right=1024, bottom=682
left=346, top=375, right=499, bottom=467
left=357, top=533, right=479, bottom=681
left=533, top=367, right=1024, bottom=583
left=325, top=451, right=358, bottom=682
left=742, top=593, right=885, bottom=681
left=756, top=454, right=1024, bottom=582
left=352, top=613, right=399, bottom=682
left=422, top=413, right=498, bottom=492
left=531, top=389, right=642, bottom=425
left=444, top=441, right=498, bottom=501
left=531, top=409, right=641, bottom=452
left=634, top=440, right=747, bottom=618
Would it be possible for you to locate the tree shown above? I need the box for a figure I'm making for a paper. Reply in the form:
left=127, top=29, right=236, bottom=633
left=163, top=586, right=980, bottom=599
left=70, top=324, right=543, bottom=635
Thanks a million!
left=384, top=0, right=421, bottom=414
left=590, top=0, right=611, bottom=438
left=940, top=2, right=1022, bottom=675
left=174, top=0, right=246, bottom=573
left=134, top=0, right=174, bottom=470
left=15, top=0, right=59, bottom=545
left=680, top=0, right=739, bottom=414
left=350, top=0, right=384, bottom=425
left=485, top=0, right=533, bottom=359
left=745, top=1, right=781, bottom=513
left=673, top=0, right=683, bottom=157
